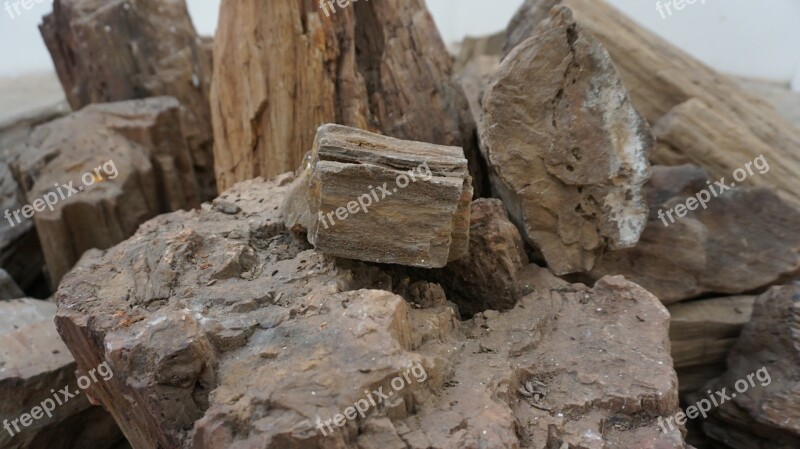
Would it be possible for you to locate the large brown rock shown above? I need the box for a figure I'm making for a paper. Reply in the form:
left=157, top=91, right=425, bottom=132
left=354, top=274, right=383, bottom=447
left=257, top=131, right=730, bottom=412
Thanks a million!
left=55, top=173, right=685, bottom=449
left=589, top=165, right=800, bottom=304
left=0, top=298, right=121, bottom=449
left=506, top=0, right=800, bottom=207
left=210, top=0, right=486, bottom=196
left=9, top=97, right=199, bottom=288
left=41, top=0, right=216, bottom=199
left=700, top=283, right=800, bottom=448
left=282, top=124, right=472, bottom=268
left=480, top=6, right=652, bottom=275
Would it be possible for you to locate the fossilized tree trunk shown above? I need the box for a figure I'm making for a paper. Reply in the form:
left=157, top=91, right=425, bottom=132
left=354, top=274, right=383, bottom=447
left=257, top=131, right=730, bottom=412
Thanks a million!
left=210, top=0, right=486, bottom=196
left=40, top=0, right=217, bottom=199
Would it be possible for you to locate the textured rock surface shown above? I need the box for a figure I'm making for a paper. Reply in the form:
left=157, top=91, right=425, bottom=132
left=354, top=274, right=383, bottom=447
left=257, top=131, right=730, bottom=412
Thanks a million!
left=506, top=0, right=800, bottom=207
left=9, top=97, right=199, bottom=288
left=424, top=198, right=528, bottom=317
left=0, top=298, right=121, bottom=449
left=55, top=174, right=685, bottom=449
left=700, top=283, right=800, bottom=448
left=653, top=99, right=799, bottom=207
left=589, top=165, right=800, bottom=304
left=480, top=6, right=652, bottom=275
left=282, top=124, right=472, bottom=268
left=41, top=0, right=216, bottom=199
left=210, top=0, right=486, bottom=196
left=667, top=296, right=755, bottom=394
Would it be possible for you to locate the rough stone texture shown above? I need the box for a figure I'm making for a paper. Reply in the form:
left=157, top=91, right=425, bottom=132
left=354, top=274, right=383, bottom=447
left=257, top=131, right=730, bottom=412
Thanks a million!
left=282, top=124, right=472, bottom=268
left=41, top=0, right=216, bottom=199
left=423, top=198, right=528, bottom=317
left=210, top=0, right=486, bottom=196
left=506, top=0, right=800, bottom=208
left=0, top=268, right=25, bottom=299
left=589, top=165, right=800, bottom=304
left=700, top=283, right=800, bottom=449
left=653, top=99, right=800, bottom=207
left=480, top=6, right=652, bottom=275
left=0, top=298, right=121, bottom=449
left=55, top=174, right=685, bottom=449
left=667, top=296, right=755, bottom=394
left=9, top=97, right=200, bottom=288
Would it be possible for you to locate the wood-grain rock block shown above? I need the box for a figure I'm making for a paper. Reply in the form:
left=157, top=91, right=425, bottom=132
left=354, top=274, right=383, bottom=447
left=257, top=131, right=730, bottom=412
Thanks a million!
left=283, top=124, right=472, bottom=268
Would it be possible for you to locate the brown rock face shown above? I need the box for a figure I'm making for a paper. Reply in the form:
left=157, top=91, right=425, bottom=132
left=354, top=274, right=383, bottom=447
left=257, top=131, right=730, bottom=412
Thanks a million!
left=589, top=165, right=800, bottom=304
left=210, top=0, right=486, bottom=196
left=55, top=174, right=685, bottom=449
left=282, top=124, right=472, bottom=268
left=700, top=283, right=800, bottom=448
left=0, top=298, right=121, bottom=449
left=426, top=198, right=529, bottom=317
left=506, top=0, right=800, bottom=207
left=9, top=97, right=199, bottom=288
left=480, top=6, right=652, bottom=275
left=40, top=0, right=216, bottom=198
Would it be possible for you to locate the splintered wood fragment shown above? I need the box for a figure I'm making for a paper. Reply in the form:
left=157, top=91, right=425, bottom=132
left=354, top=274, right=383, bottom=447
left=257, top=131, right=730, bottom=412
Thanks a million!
left=283, top=124, right=472, bottom=268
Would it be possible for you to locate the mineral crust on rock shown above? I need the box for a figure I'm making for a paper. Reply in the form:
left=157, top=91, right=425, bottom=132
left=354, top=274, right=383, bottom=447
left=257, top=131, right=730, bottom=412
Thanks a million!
left=589, top=165, right=800, bottom=304
left=0, top=298, right=121, bottom=449
left=9, top=97, right=199, bottom=288
left=55, top=173, right=686, bottom=449
left=480, top=6, right=652, bottom=275
left=282, top=124, right=472, bottom=269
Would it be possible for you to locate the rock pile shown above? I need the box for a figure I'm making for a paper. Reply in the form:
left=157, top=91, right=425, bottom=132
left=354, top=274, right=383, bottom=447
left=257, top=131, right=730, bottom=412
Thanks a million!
left=0, top=0, right=797, bottom=448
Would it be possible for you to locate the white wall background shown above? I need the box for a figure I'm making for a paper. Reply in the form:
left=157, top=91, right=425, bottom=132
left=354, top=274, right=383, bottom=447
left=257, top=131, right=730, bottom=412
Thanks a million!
left=0, top=0, right=798, bottom=90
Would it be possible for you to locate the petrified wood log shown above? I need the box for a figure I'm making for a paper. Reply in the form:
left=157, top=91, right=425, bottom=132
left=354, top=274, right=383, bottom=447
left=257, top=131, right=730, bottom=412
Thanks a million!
left=700, top=284, right=800, bottom=448
left=210, top=0, right=486, bottom=195
left=589, top=165, right=800, bottom=303
left=667, top=296, right=755, bottom=394
left=283, top=124, right=472, bottom=268
left=40, top=0, right=216, bottom=199
left=9, top=97, right=199, bottom=288
left=54, top=174, right=686, bottom=449
left=506, top=0, right=800, bottom=207
left=0, top=298, right=122, bottom=449
left=480, top=6, right=652, bottom=275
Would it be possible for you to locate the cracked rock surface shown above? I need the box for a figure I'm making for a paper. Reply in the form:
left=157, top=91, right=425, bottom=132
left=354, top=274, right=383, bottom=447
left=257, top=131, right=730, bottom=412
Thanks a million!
left=55, top=173, right=684, bottom=449
left=480, top=6, right=652, bottom=275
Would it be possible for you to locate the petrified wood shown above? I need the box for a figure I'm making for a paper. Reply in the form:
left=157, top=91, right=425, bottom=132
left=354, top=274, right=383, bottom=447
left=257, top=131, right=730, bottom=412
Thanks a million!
left=41, top=0, right=216, bottom=199
left=480, top=6, right=652, bottom=275
left=210, top=0, right=486, bottom=195
left=9, top=97, right=199, bottom=288
left=283, top=124, right=472, bottom=268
